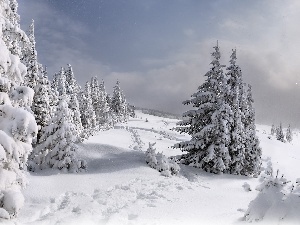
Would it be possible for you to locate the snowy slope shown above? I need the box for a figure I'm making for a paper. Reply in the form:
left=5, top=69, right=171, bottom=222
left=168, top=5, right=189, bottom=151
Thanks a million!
left=2, top=111, right=299, bottom=225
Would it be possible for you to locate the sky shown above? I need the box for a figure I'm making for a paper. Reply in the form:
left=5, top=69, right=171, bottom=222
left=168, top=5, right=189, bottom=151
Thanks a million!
left=17, top=0, right=300, bottom=127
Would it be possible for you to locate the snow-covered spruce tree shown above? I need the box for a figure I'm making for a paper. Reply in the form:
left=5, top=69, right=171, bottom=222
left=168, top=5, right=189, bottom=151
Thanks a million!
left=31, top=66, right=52, bottom=142
left=90, top=76, right=102, bottom=128
left=97, top=80, right=111, bottom=128
left=286, top=124, right=293, bottom=143
left=225, top=49, right=246, bottom=175
left=127, top=104, right=136, bottom=118
left=111, top=81, right=129, bottom=123
left=65, top=64, right=80, bottom=96
left=33, top=95, right=86, bottom=172
left=0, top=1, right=38, bottom=218
left=276, top=123, right=285, bottom=142
left=22, top=19, right=39, bottom=90
left=174, top=44, right=232, bottom=174
left=271, top=124, right=276, bottom=135
left=241, top=84, right=261, bottom=176
left=79, top=81, right=97, bottom=137
left=65, top=64, right=83, bottom=141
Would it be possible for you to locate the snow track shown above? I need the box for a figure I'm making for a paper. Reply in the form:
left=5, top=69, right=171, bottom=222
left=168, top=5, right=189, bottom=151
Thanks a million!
left=21, top=177, right=195, bottom=225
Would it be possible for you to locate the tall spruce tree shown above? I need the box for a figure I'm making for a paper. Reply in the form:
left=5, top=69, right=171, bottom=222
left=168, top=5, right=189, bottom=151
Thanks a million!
left=79, top=81, right=97, bottom=137
left=98, top=80, right=111, bottom=128
left=31, top=66, right=53, bottom=143
left=65, top=64, right=83, bottom=140
left=242, top=84, right=261, bottom=176
left=111, top=81, right=128, bottom=123
left=286, top=124, right=293, bottom=143
left=175, top=45, right=261, bottom=176
left=175, top=44, right=232, bottom=174
left=225, top=49, right=246, bottom=175
left=0, top=1, right=38, bottom=218
left=276, top=122, right=285, bottom=142
left=23, top=20, right=39, bottom=89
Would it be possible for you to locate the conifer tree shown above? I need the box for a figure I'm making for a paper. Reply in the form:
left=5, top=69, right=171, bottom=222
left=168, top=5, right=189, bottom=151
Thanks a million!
left=90, top=76, right=101, bottom=127
left=33, top=97, right=86, bottom=172
left=286, top=124, right=293, bottom=143
left=175, top=45, right=261, bottom=176
left=111, top=81, right=129, bottom=123
left=225, top=49, right=246, bottom=175
left=0, top=1, right=38, bottom=218
left=65, top=64, right=83, bottom=140
left=31, top=66, right=52, bottom=143
left=65, top=64, right=80, bottom=95
left=175, top=44, right=232, bottom=174
left=276, top=123, right=285, bottom=142
left=271, top=124, right=276, bottom=135
left=242, top=84, right=261, bottom=176
left=98, top=80, right=111, bottom=128
left=23, top=20, right=39, bottom=89
left=79, top=81, right=97, bottom=137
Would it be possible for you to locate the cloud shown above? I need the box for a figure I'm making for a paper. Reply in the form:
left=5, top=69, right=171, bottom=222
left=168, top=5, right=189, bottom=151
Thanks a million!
left=18, top=0, right=300, bottom=127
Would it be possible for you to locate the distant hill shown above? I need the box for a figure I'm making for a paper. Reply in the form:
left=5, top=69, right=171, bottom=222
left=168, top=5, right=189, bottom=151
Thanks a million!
left=135, top=107, right=182, bottom=120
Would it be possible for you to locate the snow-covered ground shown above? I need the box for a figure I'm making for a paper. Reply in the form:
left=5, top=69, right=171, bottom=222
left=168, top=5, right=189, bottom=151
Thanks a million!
left=3, top=111, right=300, bottom=225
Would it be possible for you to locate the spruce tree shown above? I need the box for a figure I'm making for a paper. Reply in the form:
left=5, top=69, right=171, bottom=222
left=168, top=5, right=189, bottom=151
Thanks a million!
left=90, top=76, right=101, bottom=127
left=225, top=49, right=246, bottom=175
left=23, top=20, right=39, bottom=89
left=65, top=64, right=83, bottom=140
left=276, top=123, right=285, bottom=142
left=175, top=44, right=232, bottom=174
left=242, top=84, right=261, bottom=176
left=0, top=1, right=38, bottom=218
left=271, top=124, right=276, bottom=135
left=65, top=64, right=80, bottom=95
left=111, top=81, right=129, bottom=123
left=286, top=124, right=293, bottom=143
left=98, top=80, right=111, bottom=128
left=31, top=66, right=52, bottom=142
left=79, top=81, right=97, bottom=137
left=34, top=97, right=86, bottom=172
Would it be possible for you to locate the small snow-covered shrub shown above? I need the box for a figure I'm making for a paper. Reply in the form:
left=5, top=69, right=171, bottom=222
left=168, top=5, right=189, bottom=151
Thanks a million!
left=145, top=143, right=180, bottom=177
left=244, top=170, right=300, bottom=223
left=156, top=153, right=171, bottom=177
left=145, top=142, right=157, bottom=168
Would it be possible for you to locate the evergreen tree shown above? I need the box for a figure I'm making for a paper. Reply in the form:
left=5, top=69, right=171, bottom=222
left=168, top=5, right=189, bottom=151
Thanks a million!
left=23, top=19, right=39, bottom=89
left=0, top=1, right=38, bottom=218
left=31, top=66, right=52, bottom=143
left=242, top=84, right=261, bottom=176
left=65, top=64, right=80, bottom=95
left=286, top=124, right=293, bottom=143
left=79, top=81, right=97, bottom=137
left=271, top=124, right=276, bottom=135
left=111, top=81, right=128, bottom=123
left=276, top=123, right=285, bottom=142
left=175, top=44, right=232, bottom=174
left=225, top=49, right=246, bottom=175
left=90, top=76, right=101, bottom=127
left=175, top=45, right=261, bottom=176
left=98, top=80, right=111, bottom=128
left=65, top=64, right=83, bottom=140
left=33, top=98, right=86, bottom=172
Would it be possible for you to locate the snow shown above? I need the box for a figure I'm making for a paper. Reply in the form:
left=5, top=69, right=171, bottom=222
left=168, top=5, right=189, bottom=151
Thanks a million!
left=2, top=111, right=299, bottom=224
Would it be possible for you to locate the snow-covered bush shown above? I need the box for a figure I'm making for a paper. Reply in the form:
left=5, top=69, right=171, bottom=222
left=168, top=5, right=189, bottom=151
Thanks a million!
left=145, top=142, right=157, bottom=169
left=145, top=143, right=180, bottom=177
left=156, top=153, right=171, bottom=177
left=244, top=170, right=300, bottom=223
